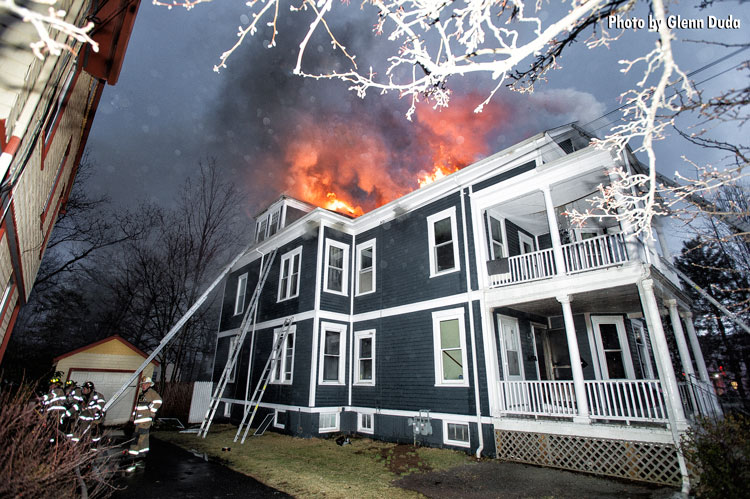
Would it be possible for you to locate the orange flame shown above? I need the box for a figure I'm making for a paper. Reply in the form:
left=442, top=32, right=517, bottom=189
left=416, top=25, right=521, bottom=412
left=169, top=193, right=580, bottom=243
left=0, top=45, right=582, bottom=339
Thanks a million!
left=325, top=192, right=363, bottom=217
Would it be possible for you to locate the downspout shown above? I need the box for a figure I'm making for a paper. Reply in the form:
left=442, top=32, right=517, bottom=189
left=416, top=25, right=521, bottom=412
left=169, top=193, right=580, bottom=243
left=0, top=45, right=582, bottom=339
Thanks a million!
left=309, top=220, right=326, bottom=407
left=348, top=233, right=355, bottom=407
left=244, top=249, right=264, bottom=412
left=460, top=184, right=484, bottom=458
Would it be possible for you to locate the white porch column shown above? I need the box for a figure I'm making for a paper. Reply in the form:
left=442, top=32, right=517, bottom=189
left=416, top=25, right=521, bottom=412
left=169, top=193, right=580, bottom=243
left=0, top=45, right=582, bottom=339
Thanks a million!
left=681, top=311, right=710, bottom=383
left=637, top=280, right=688, bottom=429
left=557, top=294, right=589, bottom=422
left=542, top=186, right=566, bottom=275
left=666, top=299, right=696, bottom=380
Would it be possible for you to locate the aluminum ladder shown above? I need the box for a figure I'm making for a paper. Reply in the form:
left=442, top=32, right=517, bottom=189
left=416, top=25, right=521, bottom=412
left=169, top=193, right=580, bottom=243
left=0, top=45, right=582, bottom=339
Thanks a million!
left=198, top=249, right=277, bottom=438
left=235, top=316, right=294, bottom=443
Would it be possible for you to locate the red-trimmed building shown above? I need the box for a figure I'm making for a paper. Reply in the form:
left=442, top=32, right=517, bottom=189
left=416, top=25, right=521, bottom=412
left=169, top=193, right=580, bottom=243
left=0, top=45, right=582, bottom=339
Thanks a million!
left=0, top=0, right=142, bottom=362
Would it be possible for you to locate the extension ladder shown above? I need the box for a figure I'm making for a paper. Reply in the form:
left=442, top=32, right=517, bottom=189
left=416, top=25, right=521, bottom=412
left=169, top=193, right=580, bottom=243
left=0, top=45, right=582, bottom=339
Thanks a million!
left=198, top=249, right=277, bottom=438
left=235, top=316, right=294, bottom=443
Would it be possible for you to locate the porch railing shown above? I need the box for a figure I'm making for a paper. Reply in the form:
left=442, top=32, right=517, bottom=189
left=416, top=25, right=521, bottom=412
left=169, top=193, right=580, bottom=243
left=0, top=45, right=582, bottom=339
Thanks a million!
left=498, top=379, right=669, bottom=424
left=488, top=233, right=629, bottom=287
left=678, top=377, right=721, bottom=419
left=489, top=247, right=556, bottom=287
left=498, top=380, right=577, bottom=418
left=585, top=379, right=668, bottom=423
left=562, top=233, right=629, bottom=274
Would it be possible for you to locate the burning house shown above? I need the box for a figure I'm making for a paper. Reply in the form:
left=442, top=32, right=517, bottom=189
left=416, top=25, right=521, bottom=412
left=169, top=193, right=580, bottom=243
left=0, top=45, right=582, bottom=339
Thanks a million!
left=212, top=124, right=718, bottom=488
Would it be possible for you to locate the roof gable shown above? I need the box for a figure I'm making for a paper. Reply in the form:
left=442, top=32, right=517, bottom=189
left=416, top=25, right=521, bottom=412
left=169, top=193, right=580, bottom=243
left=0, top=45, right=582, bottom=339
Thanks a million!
left=53, top=335, right=159, bottom=365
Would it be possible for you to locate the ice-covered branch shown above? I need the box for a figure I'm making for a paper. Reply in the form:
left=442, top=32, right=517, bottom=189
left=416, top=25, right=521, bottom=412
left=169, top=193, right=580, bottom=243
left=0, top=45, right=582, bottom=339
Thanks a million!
left=1, top=0, right=98, bottom=59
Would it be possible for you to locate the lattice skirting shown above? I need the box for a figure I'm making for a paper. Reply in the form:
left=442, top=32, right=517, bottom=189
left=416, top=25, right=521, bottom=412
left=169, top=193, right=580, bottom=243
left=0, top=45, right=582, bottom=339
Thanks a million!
left=494, top=429, right=682, bottom=486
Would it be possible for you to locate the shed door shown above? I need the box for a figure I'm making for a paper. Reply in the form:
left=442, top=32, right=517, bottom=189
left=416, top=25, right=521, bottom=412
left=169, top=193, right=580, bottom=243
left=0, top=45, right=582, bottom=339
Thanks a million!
left=68, top=370, right=139, bottom=425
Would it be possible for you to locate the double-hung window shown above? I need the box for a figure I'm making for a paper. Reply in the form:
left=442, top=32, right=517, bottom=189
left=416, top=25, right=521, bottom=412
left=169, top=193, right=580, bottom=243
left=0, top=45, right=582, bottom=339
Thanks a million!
left=268, top=211, right=280, bottom=237
left=432, top=308, right=469, bottom=386
left=234, top=273, right=248, bottom=315
left=355, top=239, right=376, bottom=295
left=271, top=325, right=296, bottom=384
left=319, top=322, right=347, bottom=385
left=488, top=216, right=505, bottom=259
left=278, top=247, right=302, bottom=301
left=354, top=330, right=375, bottom=385
left=324, top=239, right=349, bottom=295
left=427, top=207, right=460, bottom=277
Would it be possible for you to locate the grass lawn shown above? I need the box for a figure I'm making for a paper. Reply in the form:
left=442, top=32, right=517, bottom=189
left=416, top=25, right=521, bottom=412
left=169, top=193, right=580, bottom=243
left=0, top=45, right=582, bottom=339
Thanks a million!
left=155, top=425, right=475, bottom=498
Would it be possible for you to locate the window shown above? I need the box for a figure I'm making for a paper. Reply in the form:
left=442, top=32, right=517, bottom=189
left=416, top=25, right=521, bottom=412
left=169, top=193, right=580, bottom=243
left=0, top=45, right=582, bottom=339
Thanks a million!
left=355, top=239, right=376, bottom=295
left=234, top=273, right=248, bottom=315
left=488, top=216, right=505, bottom=259
left=427, top=207, right=460, bottom=277
left=278, top=247, right=302, bottom=301
left=223, top=402, right=232, bottom=418
left=227, top=336, right=240, bottom=383
left=268, top=211, right=280, bottom=237
left=443, top=421, right=470, bottom=448
left=323, top=239, right=349, bottom=295
left=319, top=322, right=347, bottom=385
left=591, top=316, right=634, bottom=379
left=270, top=325, right=296, bottom=384
left=319, top=412, right=339, bottom=432
left=358, top=413, right=374, bottom=434
left=256, top=218, right=268, bottom=242
left=432, top=308, right=469, bottom=386
left=44, top=67, right=76, bottom=146
left=354, top=330, right=375, bottom=385
left=273, top=410, right=287, bottom=429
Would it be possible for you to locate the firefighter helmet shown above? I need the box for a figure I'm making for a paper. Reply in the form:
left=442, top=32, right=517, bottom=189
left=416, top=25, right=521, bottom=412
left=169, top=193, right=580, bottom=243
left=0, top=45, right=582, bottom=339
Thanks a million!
left=65, top=380, right=76, bottom=388
left=82, top=381, right=95, bottom=390
left=49, top=377, right=62, bottom=386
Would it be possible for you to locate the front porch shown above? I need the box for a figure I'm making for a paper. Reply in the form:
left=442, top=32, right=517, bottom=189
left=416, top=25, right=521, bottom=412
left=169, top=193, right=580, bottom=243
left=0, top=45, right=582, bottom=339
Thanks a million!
left=484, top=277, right=721, bottom=487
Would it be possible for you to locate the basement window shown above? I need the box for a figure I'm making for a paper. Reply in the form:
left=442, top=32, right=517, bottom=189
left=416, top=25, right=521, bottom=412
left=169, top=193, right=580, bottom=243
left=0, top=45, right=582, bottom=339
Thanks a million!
left=274, top=410, right=287, bottom=429
left=319, top=412, right=339, bottom=432
left=443, top=421, right=470, bottom=448
left=358, top=413, right=374, bottom=434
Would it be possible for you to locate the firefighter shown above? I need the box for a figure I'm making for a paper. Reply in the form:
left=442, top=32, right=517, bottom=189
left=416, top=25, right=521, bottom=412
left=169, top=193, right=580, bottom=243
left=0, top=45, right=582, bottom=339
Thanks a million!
left=77, top=381, right=106, bottom=445
left=126, top=377, right=162, bottom=471
left=41, top=376, right=67, bottom=442
left=64, top=380, right=83, bottom=439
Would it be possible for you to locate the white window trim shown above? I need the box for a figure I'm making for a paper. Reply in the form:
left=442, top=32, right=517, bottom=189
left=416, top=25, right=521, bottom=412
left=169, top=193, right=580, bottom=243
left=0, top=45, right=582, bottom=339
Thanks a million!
left=277, top=246, right=302, bottom=302
left=234, top=273, right=248, bottom=316
left=355, top=238, right=376, bottom=296
left=318, top=322, right=348, bottom=385
left=227, top=335, right=240, bottom=383
left=354, top=329, right=376, bottom=386
left=318, top=411, right=340, bottom=432
left=426, top=207, right=461, bottom=278
left=432, top=308, right=469, bottom=387
left=323, top=239, right=350, bottom=296
left=270, top=325, right=296, bottom=385
left=487, top=214, right=507, bottom=259
left=443, top=420, right=470, bottom=448
left=631, top=319, right=655, bottom=379
left=591, top=315, right=635, bottom=380
left=518, top=232, right=535, bottom=254
left=358, top=412, right=374, bottom=434
left=273, top=410, right=286, bottom=429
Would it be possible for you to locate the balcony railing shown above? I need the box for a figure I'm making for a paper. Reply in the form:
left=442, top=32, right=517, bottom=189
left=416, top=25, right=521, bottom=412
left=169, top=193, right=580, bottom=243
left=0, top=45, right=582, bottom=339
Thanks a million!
left=585, top=379, right=668, bottom=423
left=497, top=379, right=669, bottom=424
left=678, top=377, right=722, bottom=420
left=488, top=233, right=630, bottom=288
left=563, top=233, right=629, bottom=274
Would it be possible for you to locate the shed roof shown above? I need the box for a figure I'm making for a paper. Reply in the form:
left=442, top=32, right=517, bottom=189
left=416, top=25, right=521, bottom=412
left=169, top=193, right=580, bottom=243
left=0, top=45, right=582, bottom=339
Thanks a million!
left=53, top=335, right=159, bottom=366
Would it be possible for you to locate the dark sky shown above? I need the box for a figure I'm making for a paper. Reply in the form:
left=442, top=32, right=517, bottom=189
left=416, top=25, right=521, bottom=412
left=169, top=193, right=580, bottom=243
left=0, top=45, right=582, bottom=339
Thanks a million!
left=85, top=1, right=748, bottom=235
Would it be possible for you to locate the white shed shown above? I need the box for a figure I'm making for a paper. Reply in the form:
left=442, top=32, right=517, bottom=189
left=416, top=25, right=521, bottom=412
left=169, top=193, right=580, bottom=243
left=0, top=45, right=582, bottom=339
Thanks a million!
left=53, top=335, right=159, bottom=425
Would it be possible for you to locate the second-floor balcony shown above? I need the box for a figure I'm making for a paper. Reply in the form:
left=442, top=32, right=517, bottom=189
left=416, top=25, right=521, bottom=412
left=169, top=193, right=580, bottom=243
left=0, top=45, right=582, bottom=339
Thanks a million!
left=489, top=232, right=630, bottom=287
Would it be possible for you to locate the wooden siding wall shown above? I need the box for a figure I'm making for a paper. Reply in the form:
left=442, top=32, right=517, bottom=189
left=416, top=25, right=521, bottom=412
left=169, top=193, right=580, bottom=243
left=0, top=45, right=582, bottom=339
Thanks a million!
left=13, top=68, right=98, bottom=298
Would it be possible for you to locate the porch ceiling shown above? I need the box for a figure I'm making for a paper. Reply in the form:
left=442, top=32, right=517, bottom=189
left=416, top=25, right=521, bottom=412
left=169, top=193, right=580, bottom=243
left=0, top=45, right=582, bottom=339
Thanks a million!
left=506, top=284, right=642, bottom=317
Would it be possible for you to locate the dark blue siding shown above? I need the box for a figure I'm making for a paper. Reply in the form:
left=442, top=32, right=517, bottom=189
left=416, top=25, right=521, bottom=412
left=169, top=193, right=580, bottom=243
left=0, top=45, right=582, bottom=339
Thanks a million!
left=350, top=304, right=477, bottom=415
left=319, top=227, right=353, bottom=314
left=472, top=160, right=536, bottom=192
left=505, top=219, right=536, bottom=256
left=353, top=192, right=468, bottom=315
left=220, top=258, right=262, bottom=331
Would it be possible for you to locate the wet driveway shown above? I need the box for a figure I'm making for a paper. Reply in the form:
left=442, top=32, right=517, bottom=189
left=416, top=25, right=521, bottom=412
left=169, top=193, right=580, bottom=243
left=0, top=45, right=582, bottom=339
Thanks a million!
left=112, top=437, right=290, bottom=498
